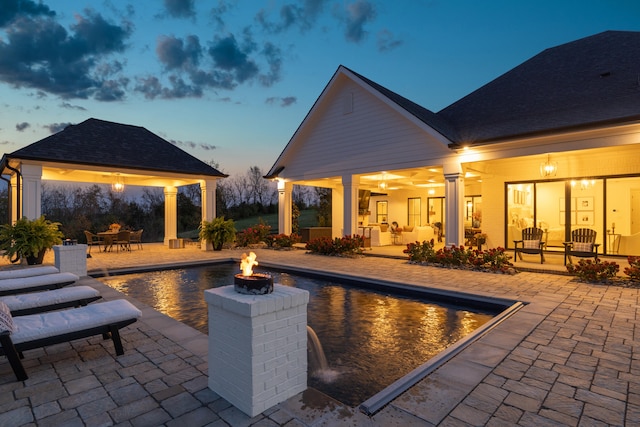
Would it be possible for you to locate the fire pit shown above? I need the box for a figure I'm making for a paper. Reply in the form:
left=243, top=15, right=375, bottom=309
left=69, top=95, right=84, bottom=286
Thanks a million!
left=234, top=252, right=273, bottom=295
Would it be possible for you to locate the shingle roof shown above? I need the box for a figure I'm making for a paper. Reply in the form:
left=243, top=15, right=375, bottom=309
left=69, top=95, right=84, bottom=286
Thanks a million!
left=438, top=30, right=640, bottom=144
left=349, top=31, right=640, bottom=145
left=6, top=118, right=226, bottom=177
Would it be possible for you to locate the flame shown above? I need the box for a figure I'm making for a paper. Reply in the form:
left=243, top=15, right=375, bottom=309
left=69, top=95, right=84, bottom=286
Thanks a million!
left=240, top=252, right=258, bottom=276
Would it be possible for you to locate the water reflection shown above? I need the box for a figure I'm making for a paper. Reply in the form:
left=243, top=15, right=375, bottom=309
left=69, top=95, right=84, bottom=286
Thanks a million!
left=99, top=264, right=495, bottom=406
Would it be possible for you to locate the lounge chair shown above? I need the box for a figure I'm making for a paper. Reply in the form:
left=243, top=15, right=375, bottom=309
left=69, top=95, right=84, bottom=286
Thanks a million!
left=0, top=272, right=79, bottom=296
left=563, top=228, right=600, bottom=265
left=0, top=266, right=59, bottom=280
left=513, top=227, right=546, bottom=264
left=0, top=286, right=101, bottom=316
left=0, top=299, right=142, bottom=381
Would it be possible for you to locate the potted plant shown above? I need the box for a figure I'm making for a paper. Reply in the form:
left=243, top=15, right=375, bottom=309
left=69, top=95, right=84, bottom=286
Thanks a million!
left=0, top=216, right=64, bottom=264
left=199, top=217, right=236, bottom=251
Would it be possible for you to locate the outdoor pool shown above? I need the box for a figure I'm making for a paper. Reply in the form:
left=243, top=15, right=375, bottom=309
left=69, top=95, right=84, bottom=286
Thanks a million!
left=98, top=262, right=506, bottom=407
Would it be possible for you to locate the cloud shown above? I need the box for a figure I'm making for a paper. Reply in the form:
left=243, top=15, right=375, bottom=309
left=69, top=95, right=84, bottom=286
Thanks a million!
left=377, top=29, right=403, bottom=52
left=256, top=0, right=327, bottom=33
left=342, top=0, right=376, bottom=43
left=44, top=122, right=73, bottom=134
left=168, top=139, right=216, bottom=151
left=199, top=143, right=217, bottom=151
left=59, top=102, right=87, bottom=111
left=266, top=96, right=297, bottom=107
left=209, top=34, right=259, bottom=83
left=0, top=0, right=56, bottom=27
left=163, top=0, right=196, bottom=19
left=0, top=10, right=133, bottom=101
left=156, top=35, right=201, bottom=71
left=15, top=122, right=30, bottom=131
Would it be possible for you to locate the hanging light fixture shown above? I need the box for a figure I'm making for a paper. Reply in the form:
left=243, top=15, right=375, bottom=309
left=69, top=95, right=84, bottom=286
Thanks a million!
left=539, top=154, right=558, bottom=178
left=111, top=174, right=125, bottom=193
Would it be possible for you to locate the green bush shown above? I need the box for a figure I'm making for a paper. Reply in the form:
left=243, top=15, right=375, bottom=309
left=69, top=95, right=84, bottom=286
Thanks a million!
left=306, top=235, right=363, bottom=257
left=265, top=233, right=301, bottom=248
left=236, top=223, right=272, bottom=247
left=566, top=259, right=619, bottom=282
left=404, top=240, right=514, bottom=273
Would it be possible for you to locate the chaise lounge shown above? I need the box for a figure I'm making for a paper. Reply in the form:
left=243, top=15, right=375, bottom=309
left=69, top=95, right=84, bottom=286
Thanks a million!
left=0, top=299, right=142, bottom=381
left=0, top=266, right=60, bottom=280
left=0, top=286, right=101, bottom=316
left=0, top=272, right=79, bottom=296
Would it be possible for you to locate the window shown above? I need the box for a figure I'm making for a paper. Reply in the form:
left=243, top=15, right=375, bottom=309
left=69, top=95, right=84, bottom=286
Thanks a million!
left=408, top=197, right=421, bottom=226
left=376, top=201, right=388, bottom=224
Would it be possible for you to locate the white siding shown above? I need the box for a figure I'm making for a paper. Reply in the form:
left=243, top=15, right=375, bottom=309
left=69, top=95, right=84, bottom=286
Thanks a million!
left=279, top=76, right=450, bottom=181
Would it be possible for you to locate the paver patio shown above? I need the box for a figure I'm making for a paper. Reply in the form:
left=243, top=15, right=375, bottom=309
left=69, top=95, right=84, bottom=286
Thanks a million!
left=0, top=243, right=637, bottom=426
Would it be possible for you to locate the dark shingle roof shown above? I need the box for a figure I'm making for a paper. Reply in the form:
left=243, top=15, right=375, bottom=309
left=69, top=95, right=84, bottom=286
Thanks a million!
left=7, top=118, right=226, bottom=177
left=347, top=31, right=640, bottom=145
left=438, top=30, right=640, bottom=144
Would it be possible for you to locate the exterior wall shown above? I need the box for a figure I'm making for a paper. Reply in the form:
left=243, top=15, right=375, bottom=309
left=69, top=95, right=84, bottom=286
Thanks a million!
left=278, top=77, right=451, bottom=182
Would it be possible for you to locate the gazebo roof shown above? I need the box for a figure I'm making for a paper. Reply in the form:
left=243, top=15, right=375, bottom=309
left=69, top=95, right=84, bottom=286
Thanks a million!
left=1, top=118, right=226, bottom=188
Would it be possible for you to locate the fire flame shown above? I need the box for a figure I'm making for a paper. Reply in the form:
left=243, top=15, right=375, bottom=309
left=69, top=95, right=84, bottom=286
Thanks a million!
left=240, top=252, right=258, bottom=276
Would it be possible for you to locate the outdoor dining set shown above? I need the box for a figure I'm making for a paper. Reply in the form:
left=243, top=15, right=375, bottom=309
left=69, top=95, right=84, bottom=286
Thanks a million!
left=84, top=224, right=143, bottom=253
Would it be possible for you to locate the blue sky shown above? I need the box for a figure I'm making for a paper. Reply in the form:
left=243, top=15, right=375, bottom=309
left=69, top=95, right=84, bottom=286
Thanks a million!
left=1, top=0, right=639, bottom=178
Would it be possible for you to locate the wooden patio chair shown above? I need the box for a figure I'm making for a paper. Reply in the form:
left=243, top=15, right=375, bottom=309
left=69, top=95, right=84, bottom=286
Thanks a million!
left=114, top=230, right=131, bottom=252
left=513, top=227, right=545, bottom=264
left=84, top=230, right=103, bottom=254
left=563, top=228, right=599, bottom=265
left=130, top=229, right=143, bottom=250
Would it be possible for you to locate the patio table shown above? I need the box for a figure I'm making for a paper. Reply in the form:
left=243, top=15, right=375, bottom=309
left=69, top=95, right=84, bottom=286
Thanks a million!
left=97, top=231, right=118, bottom=252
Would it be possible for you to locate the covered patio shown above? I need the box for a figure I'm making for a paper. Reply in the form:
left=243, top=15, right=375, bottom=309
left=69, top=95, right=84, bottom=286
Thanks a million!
left=0, top=118, right=226, bottom=246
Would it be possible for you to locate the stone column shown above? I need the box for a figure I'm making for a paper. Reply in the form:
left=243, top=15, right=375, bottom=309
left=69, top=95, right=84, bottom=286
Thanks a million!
left=205, top=284, right=309, bottom=417
left=277, top=180, right=293, bottom=236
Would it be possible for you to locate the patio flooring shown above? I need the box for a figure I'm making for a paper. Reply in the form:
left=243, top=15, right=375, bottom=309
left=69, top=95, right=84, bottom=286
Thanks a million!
left=0, top=242, right=638, bottom=426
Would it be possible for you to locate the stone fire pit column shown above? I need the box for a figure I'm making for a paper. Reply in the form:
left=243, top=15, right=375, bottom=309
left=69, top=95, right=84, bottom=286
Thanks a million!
left=204, top=284, right=309, bottom=417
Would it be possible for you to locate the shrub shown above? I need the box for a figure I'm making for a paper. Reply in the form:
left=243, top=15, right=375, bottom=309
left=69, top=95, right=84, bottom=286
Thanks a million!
left=624, top=256, right=640, bottom=282
left=265, top=233, right=301, bottom=248
left=236, top=223, right=272, bottom=247
left=566, top=259, right=619, bottom=282
left=306, top=234, right=363, bottom=257
left=404, top=240, right=513, bottom=273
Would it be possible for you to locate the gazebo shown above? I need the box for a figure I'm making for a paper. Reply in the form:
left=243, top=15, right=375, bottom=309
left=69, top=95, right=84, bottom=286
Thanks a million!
left=0, top=118, right=227, bottom=246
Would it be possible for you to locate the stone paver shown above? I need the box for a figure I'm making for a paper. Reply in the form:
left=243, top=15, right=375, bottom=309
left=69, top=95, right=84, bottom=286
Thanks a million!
left=0, top=243, right=637, bottom=425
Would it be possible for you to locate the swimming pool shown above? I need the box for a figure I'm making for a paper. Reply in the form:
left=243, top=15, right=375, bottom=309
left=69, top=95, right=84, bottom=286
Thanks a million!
left=97, top=262, right=511, bottom=407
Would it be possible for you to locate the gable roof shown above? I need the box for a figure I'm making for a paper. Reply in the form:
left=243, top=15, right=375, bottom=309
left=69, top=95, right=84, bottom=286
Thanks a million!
left=4, top=118, right=226, bottom=177
left=438, top=30, right=640, bottom=144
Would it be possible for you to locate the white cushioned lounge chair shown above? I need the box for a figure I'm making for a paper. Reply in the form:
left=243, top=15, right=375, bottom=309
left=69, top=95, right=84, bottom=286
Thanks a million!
left=0, top=299, right=142, bottom=381
left=0, top=272, right=79, bottom=296
left=0, top=266, right=59, bottom=280
left=0, top=286, right=101, bottom=316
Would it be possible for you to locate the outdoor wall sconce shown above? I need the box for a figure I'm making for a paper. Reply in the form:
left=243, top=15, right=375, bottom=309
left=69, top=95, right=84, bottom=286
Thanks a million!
left=540, top=154, right=558, bottom=177
left=112, top=174, right=125, bottom=193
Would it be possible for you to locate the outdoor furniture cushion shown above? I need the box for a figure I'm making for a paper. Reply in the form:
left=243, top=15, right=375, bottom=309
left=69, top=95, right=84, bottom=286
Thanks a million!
left=572, top=242, right=593, bottom=252
left=0, top=286, right=101, bottom=316
left=0, top=266, right=59, bottom=280
left=0, top=272, right=79, bottom=296
left=523, top=239, right=540, bottom=249
left=0, top=299, right=141, bottom=381
left=0, top=301, right=14, bottom=334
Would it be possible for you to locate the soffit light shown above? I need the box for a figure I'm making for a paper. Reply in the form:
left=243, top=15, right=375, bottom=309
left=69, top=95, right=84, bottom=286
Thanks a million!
left=540, top=155, right=558, bottom=178
left=112, top=174, right=125, bottom=193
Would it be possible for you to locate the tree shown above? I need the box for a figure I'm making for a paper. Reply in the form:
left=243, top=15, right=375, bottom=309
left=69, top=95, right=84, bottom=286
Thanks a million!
left=316, top=187, right=332, bottom=226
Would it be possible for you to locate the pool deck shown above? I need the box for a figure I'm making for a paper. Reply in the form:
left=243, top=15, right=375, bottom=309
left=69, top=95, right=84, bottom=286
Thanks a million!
left=1, top=243, right=638, bottom=426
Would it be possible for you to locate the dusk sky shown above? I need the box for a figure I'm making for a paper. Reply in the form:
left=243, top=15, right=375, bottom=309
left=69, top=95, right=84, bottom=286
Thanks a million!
left=1, top=0, right=639, bottom=178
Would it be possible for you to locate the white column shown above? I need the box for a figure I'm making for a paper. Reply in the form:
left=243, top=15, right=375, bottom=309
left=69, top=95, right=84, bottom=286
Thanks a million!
left=10, top=174, right=19, bottom=222
left=444, top=170, right=465, bottom=246
left=342, top=175, right=358, bottom=237
left=164, top=186, right=178, bottom=246
left=277, top=180, right=293, bottom=235
left=200, top=180, right=217, bottom=222
left=332, top=185, right=344, bottom=238
left=20, top=164, right=42, bottom=220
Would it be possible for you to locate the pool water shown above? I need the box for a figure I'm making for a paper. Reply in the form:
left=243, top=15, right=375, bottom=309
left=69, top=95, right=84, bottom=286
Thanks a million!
left=98, top=263, right=496, bottom=406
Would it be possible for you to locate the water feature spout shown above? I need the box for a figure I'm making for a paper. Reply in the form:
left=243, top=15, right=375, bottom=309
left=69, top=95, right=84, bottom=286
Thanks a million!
left=307, top=325, right=338, bottom=382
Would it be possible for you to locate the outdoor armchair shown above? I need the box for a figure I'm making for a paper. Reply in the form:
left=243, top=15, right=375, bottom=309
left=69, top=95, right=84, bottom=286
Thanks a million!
left=563, top=228, right=599, bottom=265
left=513, top=227, right=546, bottom=264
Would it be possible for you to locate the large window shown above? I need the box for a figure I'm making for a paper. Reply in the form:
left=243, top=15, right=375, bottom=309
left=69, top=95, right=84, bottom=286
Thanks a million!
left=408, top=197, right=421, bottom=227
left=376, top=201, right=388, bottom=224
